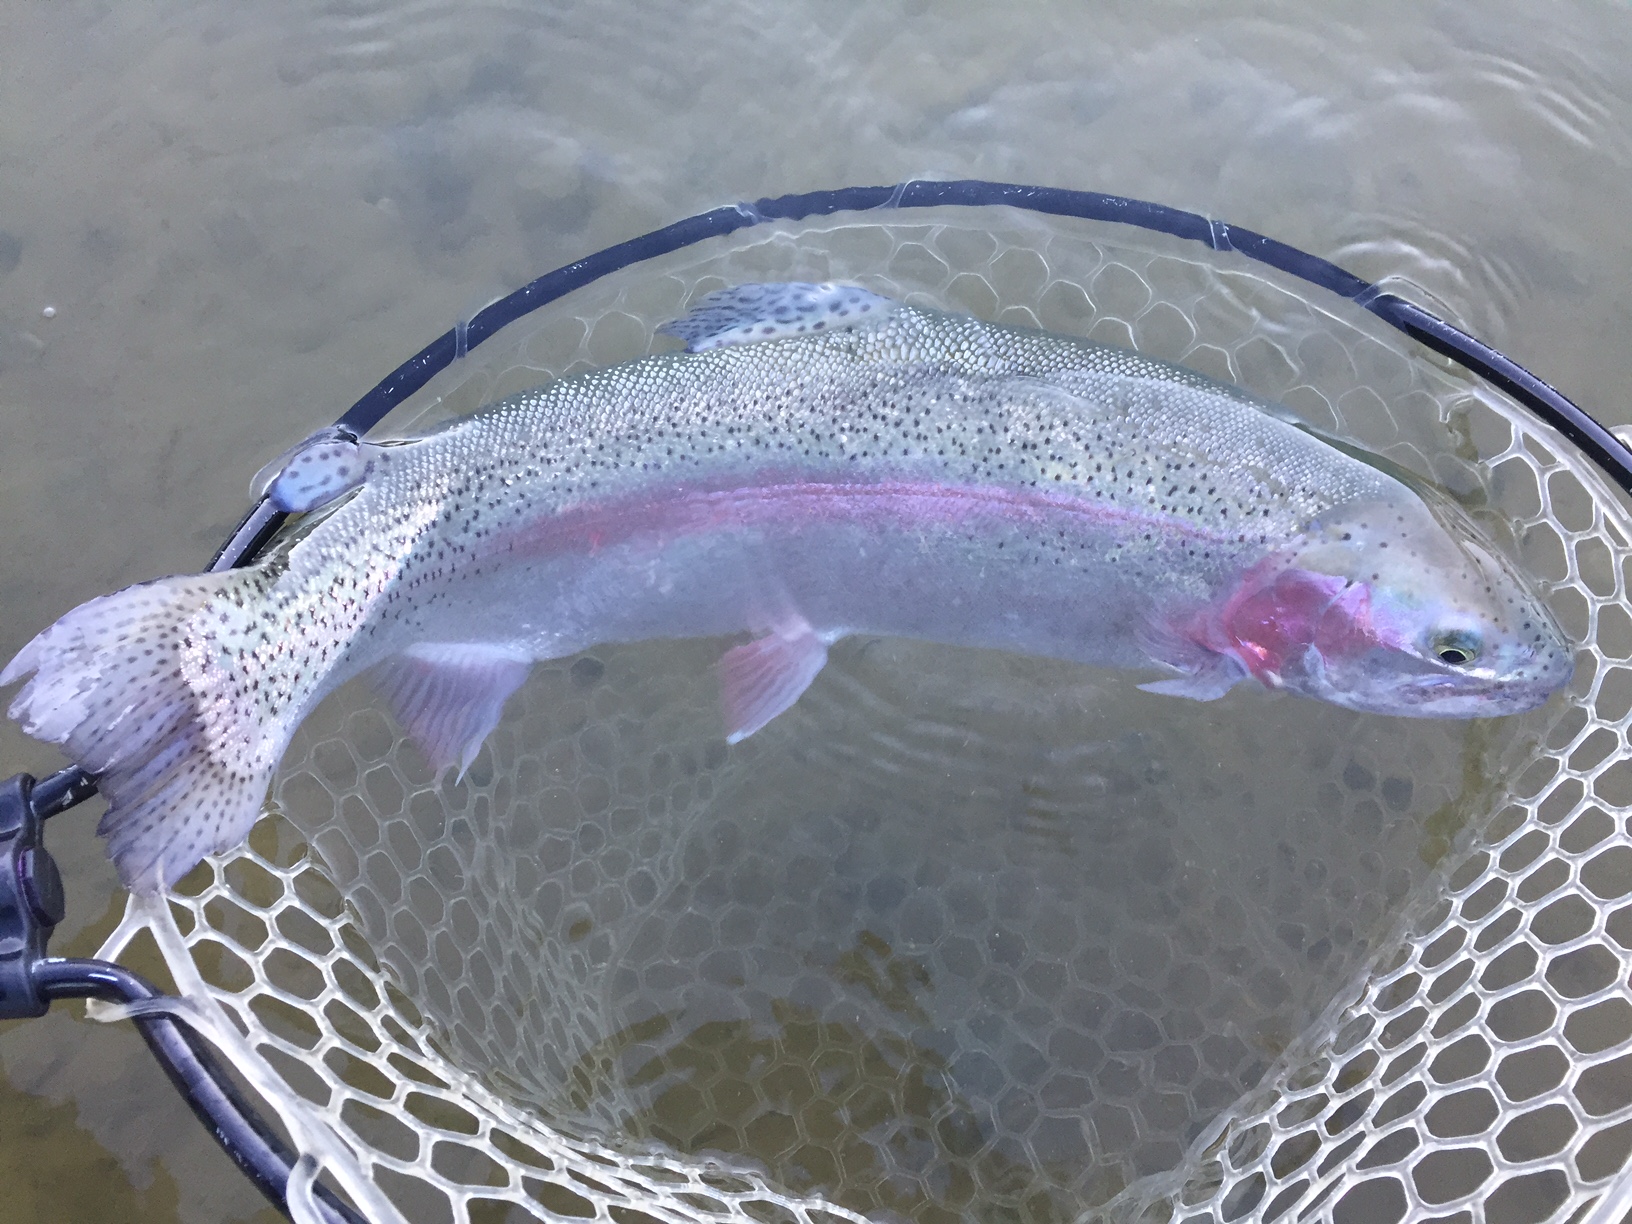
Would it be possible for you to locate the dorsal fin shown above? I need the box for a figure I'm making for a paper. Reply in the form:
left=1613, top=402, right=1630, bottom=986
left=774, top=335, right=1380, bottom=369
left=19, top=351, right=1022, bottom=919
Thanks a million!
left=658, top=282, right=899, bottom=352
left=254, top=427, right=388, bottom=513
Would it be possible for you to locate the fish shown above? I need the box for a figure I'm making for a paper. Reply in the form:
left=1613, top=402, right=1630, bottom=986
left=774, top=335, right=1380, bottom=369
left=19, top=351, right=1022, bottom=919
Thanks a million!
left=2, top=282, right=1574, bottom=891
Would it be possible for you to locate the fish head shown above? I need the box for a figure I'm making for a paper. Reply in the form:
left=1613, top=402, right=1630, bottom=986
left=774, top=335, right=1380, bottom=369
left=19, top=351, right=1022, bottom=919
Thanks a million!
left=1202, top=495, right=1574, bottom=718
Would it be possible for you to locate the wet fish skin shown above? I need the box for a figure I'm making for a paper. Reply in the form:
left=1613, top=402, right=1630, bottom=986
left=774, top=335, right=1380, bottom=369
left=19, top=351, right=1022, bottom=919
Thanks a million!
left=2, top=283, right=1573, bottom=890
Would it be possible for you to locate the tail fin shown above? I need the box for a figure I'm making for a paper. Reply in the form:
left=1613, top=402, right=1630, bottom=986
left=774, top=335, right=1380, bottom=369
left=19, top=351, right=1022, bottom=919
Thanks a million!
left=3, top=569, right=282, bottom=892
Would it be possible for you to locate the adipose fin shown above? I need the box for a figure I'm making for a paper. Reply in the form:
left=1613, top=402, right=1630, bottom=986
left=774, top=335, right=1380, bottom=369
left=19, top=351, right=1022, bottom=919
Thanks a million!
left=255, top=427, right=388, bottom=514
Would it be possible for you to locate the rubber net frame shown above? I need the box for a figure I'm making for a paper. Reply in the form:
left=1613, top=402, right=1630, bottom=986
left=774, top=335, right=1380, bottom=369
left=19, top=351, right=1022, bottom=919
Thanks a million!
left=81, top=202, right=1632, bottom=1224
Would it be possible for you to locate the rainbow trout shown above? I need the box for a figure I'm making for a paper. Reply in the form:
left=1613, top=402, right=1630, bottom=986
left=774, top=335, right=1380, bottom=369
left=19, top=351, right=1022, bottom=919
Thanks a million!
left=4, top=283, right=1572, bottom=890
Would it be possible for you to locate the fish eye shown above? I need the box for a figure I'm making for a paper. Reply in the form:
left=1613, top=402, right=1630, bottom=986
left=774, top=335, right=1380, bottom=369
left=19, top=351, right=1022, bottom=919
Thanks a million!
left=1431, top=629, right=1482, bottom=667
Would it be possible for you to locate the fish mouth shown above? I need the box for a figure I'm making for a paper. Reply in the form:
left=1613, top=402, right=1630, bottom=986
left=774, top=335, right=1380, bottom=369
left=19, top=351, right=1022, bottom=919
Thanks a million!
left=1289, top=646, right=1575, bottom=718
left=1318, top=676, right=1563, bottom=718
left=1396, top=676, right=1561, bottom=718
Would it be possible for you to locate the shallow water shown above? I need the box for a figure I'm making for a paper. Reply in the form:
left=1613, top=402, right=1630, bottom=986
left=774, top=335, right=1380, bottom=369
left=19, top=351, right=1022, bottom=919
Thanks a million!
left=2, top=2, right=1632, bottom=1220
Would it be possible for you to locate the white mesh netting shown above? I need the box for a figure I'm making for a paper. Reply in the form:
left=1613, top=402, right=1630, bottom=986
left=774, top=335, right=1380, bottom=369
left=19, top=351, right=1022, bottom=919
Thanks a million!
left=92, top=210, right=1632, bottom=1223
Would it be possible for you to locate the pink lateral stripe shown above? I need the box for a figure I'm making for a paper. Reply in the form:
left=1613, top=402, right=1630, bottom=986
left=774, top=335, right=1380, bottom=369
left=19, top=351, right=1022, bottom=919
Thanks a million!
left=485, top=477, right=1249, bottom=560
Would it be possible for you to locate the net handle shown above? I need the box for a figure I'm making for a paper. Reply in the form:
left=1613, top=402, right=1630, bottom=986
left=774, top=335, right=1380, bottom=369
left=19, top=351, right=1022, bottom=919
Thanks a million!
left=32, top=957, right=367, bottom=1224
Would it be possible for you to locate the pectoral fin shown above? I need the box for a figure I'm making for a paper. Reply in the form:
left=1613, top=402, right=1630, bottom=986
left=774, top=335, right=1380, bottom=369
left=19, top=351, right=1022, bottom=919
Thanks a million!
left=1138, top=655, right=1247, bottom=702
left=718, top=618, right=831, bottom=743
left=659, top=282, right=899, bottom=352
left=373, top=643, right=532, bottom=777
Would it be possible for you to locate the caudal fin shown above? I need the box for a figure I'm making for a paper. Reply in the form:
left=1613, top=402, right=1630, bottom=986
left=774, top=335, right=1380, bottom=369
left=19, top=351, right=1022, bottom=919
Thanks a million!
left=2, top=569, right=281, bottom=892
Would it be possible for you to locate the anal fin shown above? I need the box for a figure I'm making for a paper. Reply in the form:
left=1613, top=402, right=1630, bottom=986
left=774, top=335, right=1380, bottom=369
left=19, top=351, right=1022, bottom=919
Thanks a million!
left=718, top=617, right=831, bottom=743
left=373, top=643, right=532, bottom=777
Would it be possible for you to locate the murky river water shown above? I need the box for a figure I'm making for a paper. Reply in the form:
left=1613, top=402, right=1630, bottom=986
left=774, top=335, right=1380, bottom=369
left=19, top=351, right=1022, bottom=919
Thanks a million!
left=2, top=3, right=1631, bottom=1220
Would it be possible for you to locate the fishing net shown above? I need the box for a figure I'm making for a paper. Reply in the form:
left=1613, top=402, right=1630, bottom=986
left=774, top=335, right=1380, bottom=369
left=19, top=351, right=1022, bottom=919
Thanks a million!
left=89, top=209, right=1632, bottom=1223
